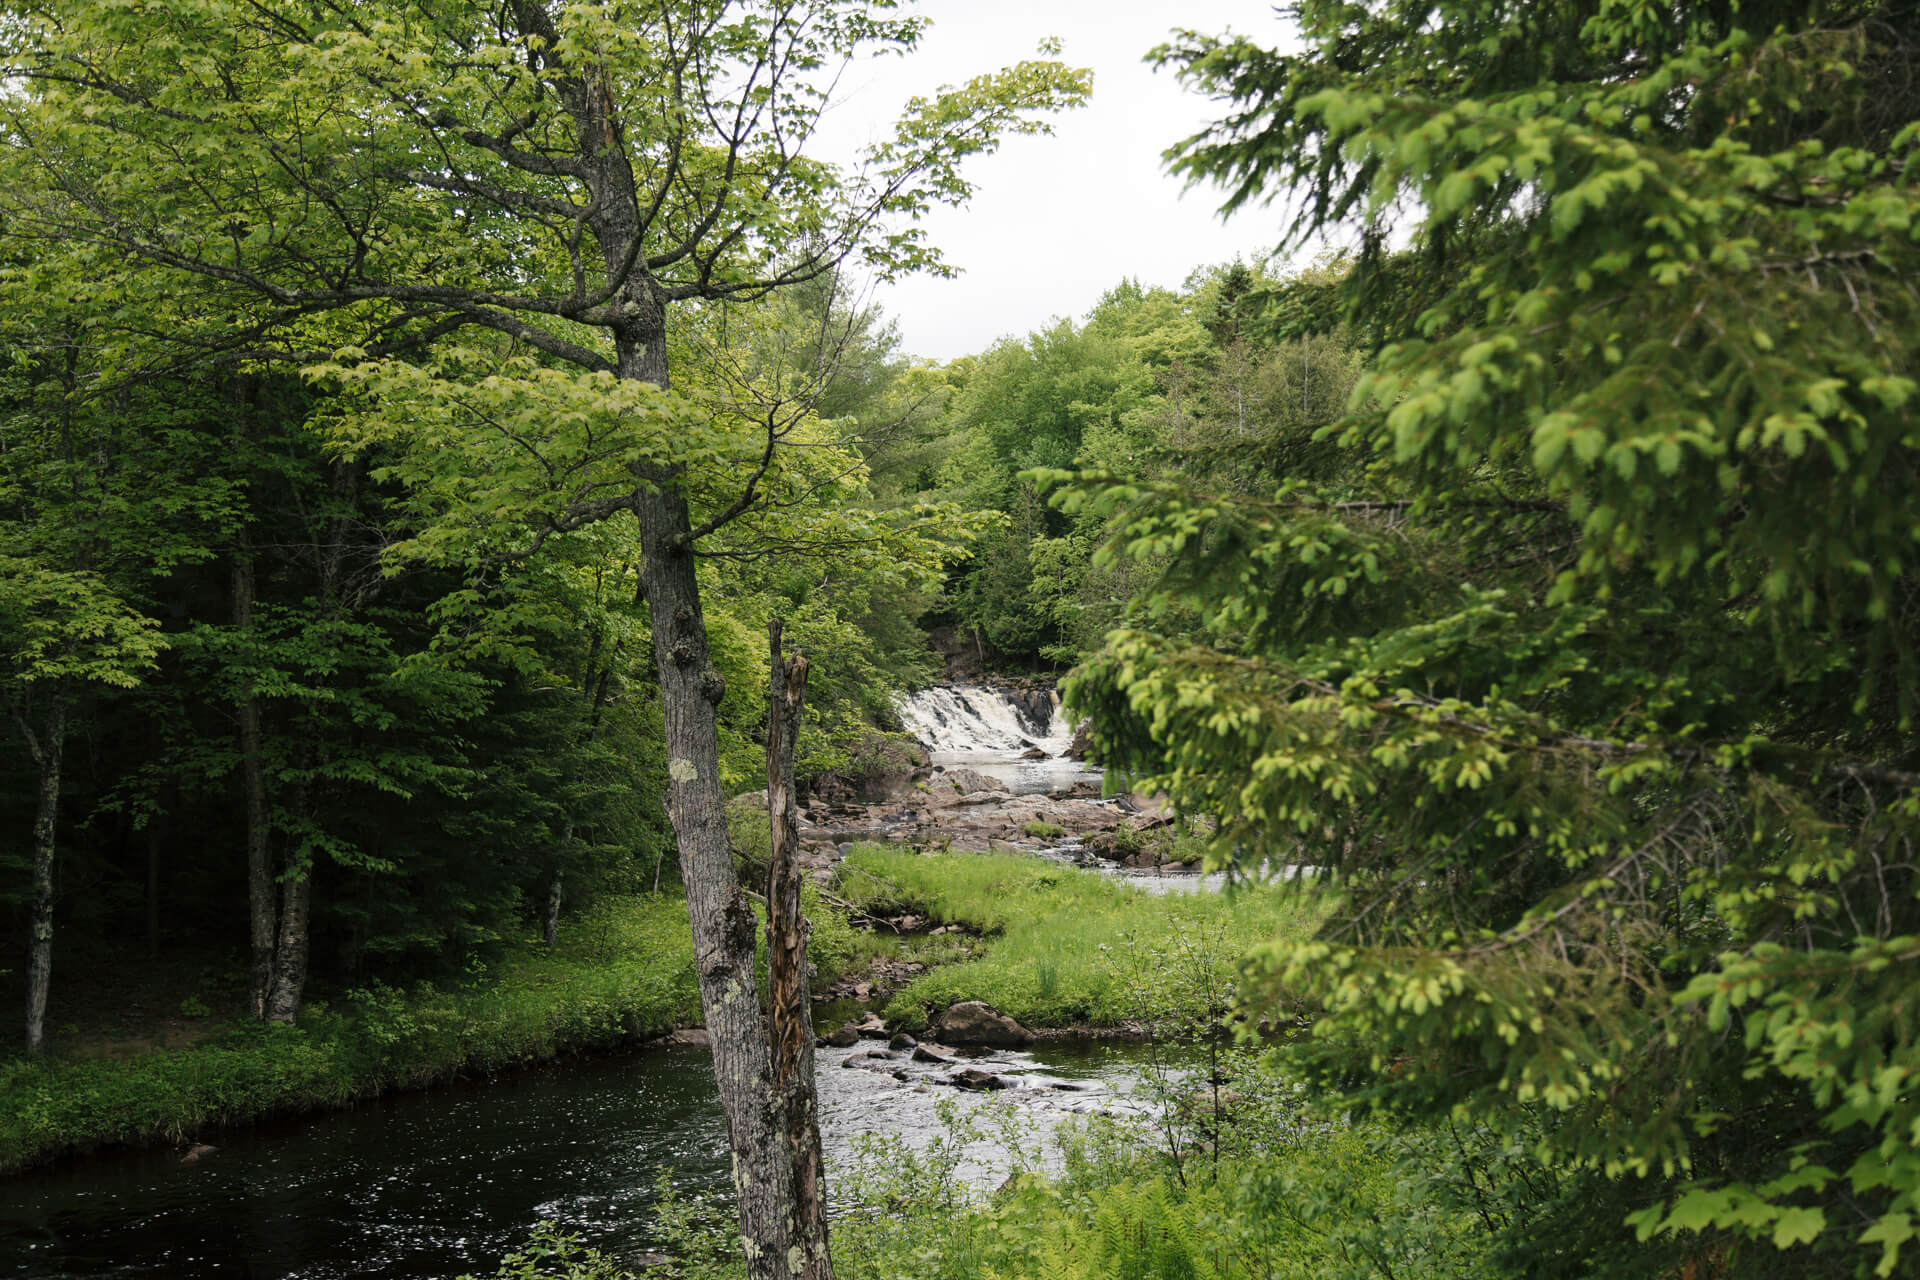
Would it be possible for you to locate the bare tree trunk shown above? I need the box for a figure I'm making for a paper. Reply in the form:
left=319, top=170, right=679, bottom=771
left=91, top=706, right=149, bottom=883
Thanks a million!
left=633, top=482, right=791, bottom=1280
left=766, top=620, right=832, bottom=1280
left=265, top=846, right=311, bottom=1025
left=23, top=692, right=66, bottom=1057
left=234, top=545, right=275, bottom=1021
left=544, top=861, right=565, bottom=951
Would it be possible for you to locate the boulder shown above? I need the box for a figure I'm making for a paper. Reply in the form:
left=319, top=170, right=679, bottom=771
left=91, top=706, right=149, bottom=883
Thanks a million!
left=1019, top=747, right=1049, bottom=760
left=948, top=1067, right=1013, bottom=1091
left=932, top=1000, right=1034, bottom=1047
left=842, top=1049, right=899, bottom=1068
left=825, top=1024, right=861, bottom=1048
left=912, top=1044, right=953, bottom=1064
left=888, top=1032, right=918, bottom=1051
left=939, top=767, right=1009, bottom=796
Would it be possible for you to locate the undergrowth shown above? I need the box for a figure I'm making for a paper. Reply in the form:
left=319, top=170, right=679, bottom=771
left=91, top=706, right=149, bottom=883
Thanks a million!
left=835, top=845, right=1316, bottom=1030
left=0, top=895, right=701, bottom=1173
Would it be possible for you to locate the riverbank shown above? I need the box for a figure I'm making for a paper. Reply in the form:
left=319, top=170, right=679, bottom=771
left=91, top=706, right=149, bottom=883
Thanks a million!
left=2, top=847, right=1308, bottom=1179
left=0, top=895, right=703, bottom=1174
left=835, top=844, right=1316, bottom=1034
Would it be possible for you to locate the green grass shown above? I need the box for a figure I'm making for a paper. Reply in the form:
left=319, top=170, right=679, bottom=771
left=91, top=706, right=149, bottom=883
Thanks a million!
left=0, top=894, right=701, bottom=1173
left=836, top=846, right=1318, bottom=1031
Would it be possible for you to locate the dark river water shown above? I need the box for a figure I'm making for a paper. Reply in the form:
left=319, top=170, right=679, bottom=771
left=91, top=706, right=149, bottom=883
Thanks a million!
left=1, top=1039, right=1166, bottom=1279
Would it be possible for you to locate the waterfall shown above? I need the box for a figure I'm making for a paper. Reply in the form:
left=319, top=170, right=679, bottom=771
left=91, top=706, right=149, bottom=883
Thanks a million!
left=898, top=685, right=1073, bottom=759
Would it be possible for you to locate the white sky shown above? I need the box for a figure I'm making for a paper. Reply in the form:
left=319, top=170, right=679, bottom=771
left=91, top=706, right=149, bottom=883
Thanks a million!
left=814, top=1, right=1297, bottom=362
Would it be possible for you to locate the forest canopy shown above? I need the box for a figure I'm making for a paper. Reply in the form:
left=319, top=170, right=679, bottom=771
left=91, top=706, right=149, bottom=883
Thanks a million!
left=5, top=1, right=1920, bottom=1278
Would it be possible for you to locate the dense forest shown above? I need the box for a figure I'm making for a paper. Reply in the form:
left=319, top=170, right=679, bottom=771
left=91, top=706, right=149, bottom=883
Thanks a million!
left=6, top=1, right=1920, bottom=1278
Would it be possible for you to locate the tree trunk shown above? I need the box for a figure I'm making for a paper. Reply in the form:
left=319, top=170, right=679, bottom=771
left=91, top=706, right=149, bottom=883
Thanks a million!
left=234, top=546, right=275, bottom=1021
left=545, top=863, right=564, bottom=951
left=632, top=481, right=791, bottom=1280
left=766, top=620, right=832, bottom=1280
left=23, top=693, right=66, bottom=1057
left=265, top=846, right=311, bottom=1025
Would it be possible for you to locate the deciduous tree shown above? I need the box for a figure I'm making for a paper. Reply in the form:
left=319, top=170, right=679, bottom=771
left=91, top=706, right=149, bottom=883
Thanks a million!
left=1, top=3, right=1085, bottom=1270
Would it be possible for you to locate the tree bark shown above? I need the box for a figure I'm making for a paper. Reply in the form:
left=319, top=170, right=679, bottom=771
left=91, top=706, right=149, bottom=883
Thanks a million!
left=545, top=860, right=565, bottom=951
left=632, top=478, right=791, bottom=1280
left=766, top=620, right=832, bottom=1280
left=234, top=544, right=276, bottom=1021
left=265, top=843, right=311, bottom=1025
left=23, top=692, right=66, bottom=1057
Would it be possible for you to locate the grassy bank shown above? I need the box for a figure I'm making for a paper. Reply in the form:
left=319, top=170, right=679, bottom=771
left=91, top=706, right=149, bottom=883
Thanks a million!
left=0, top=895, right=702, bottom=1174
left=835, top=845, right=1318, bottom=1031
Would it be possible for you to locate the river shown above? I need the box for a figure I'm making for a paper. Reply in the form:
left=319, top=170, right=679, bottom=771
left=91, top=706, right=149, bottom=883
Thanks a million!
left=3, top=684, right=1180, bottom=1279
left=0, top=687, right=1190, bottom=1274
left=1, top=1038, right=1171, bottom=1279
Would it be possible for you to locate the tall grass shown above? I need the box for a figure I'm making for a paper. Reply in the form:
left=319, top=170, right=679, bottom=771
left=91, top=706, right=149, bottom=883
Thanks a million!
left=837, top=846, right=1317, bottom=1030
left=0, top=895, right=701, bottom=1173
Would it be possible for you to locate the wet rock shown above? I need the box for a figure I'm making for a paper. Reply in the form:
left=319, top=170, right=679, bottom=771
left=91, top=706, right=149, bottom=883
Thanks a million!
left=933, top=1000, right=1034, bottom=1047
left=842, top=1049, right=900, bottom=1068
left=1019, top=747, right=1049, bottom=760
left=1050, top=1082, right=1088, bottom=1092
left=912, top=1044, right=953, bottom=1064
left=888, top=1032, right=918, bottom=1051
left=938, top=767, right=1009, bottom=796
left=808, top=734, right=932, bottom=805
left=825, top=1024, right=861, bottom=1048
left=948, top=1067, right=1013, bottom=1092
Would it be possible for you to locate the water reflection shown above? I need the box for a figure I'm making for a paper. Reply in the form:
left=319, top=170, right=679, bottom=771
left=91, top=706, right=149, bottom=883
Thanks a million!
left=0, top=1040, right=1168, bottom=1279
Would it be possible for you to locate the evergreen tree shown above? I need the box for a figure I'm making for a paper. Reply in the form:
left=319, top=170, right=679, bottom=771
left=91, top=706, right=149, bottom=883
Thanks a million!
left=1061, top=3, right=1920, bottom=1274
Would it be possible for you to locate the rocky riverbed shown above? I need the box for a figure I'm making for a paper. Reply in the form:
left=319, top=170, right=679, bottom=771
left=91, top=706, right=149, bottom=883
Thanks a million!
left=791, top=766, right=1197, bottom=874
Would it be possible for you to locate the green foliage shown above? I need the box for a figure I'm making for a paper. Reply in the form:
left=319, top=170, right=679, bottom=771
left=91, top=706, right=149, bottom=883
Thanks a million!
left=1044, top=3, right=1920, bottom=1274
left=0, top=895, right=699, bottom=1172
left=460, top=1221, right=641, bottom=1280
left=826, top=1056, right=1495, bottom=1280
left=837, top=847, right=1314, bottom=1030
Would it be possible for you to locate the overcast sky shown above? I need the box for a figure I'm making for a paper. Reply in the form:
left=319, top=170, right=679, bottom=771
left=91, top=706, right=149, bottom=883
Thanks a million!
left=812, top=1, right=1298, bottom=363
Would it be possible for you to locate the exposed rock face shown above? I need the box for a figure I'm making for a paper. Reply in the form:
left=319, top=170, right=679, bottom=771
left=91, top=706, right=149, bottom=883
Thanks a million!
left=933, top=1000, right=1034, bottom=1047
left=807, top=733, right=932, bottom=805
left=1000, top=684, right=1056, bottom=734
left=933, top=766, right=1009, bottom=796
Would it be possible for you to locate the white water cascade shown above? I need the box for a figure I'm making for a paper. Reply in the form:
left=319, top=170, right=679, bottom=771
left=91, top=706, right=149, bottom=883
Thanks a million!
left=897, top=684, right=1093, bottom=795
